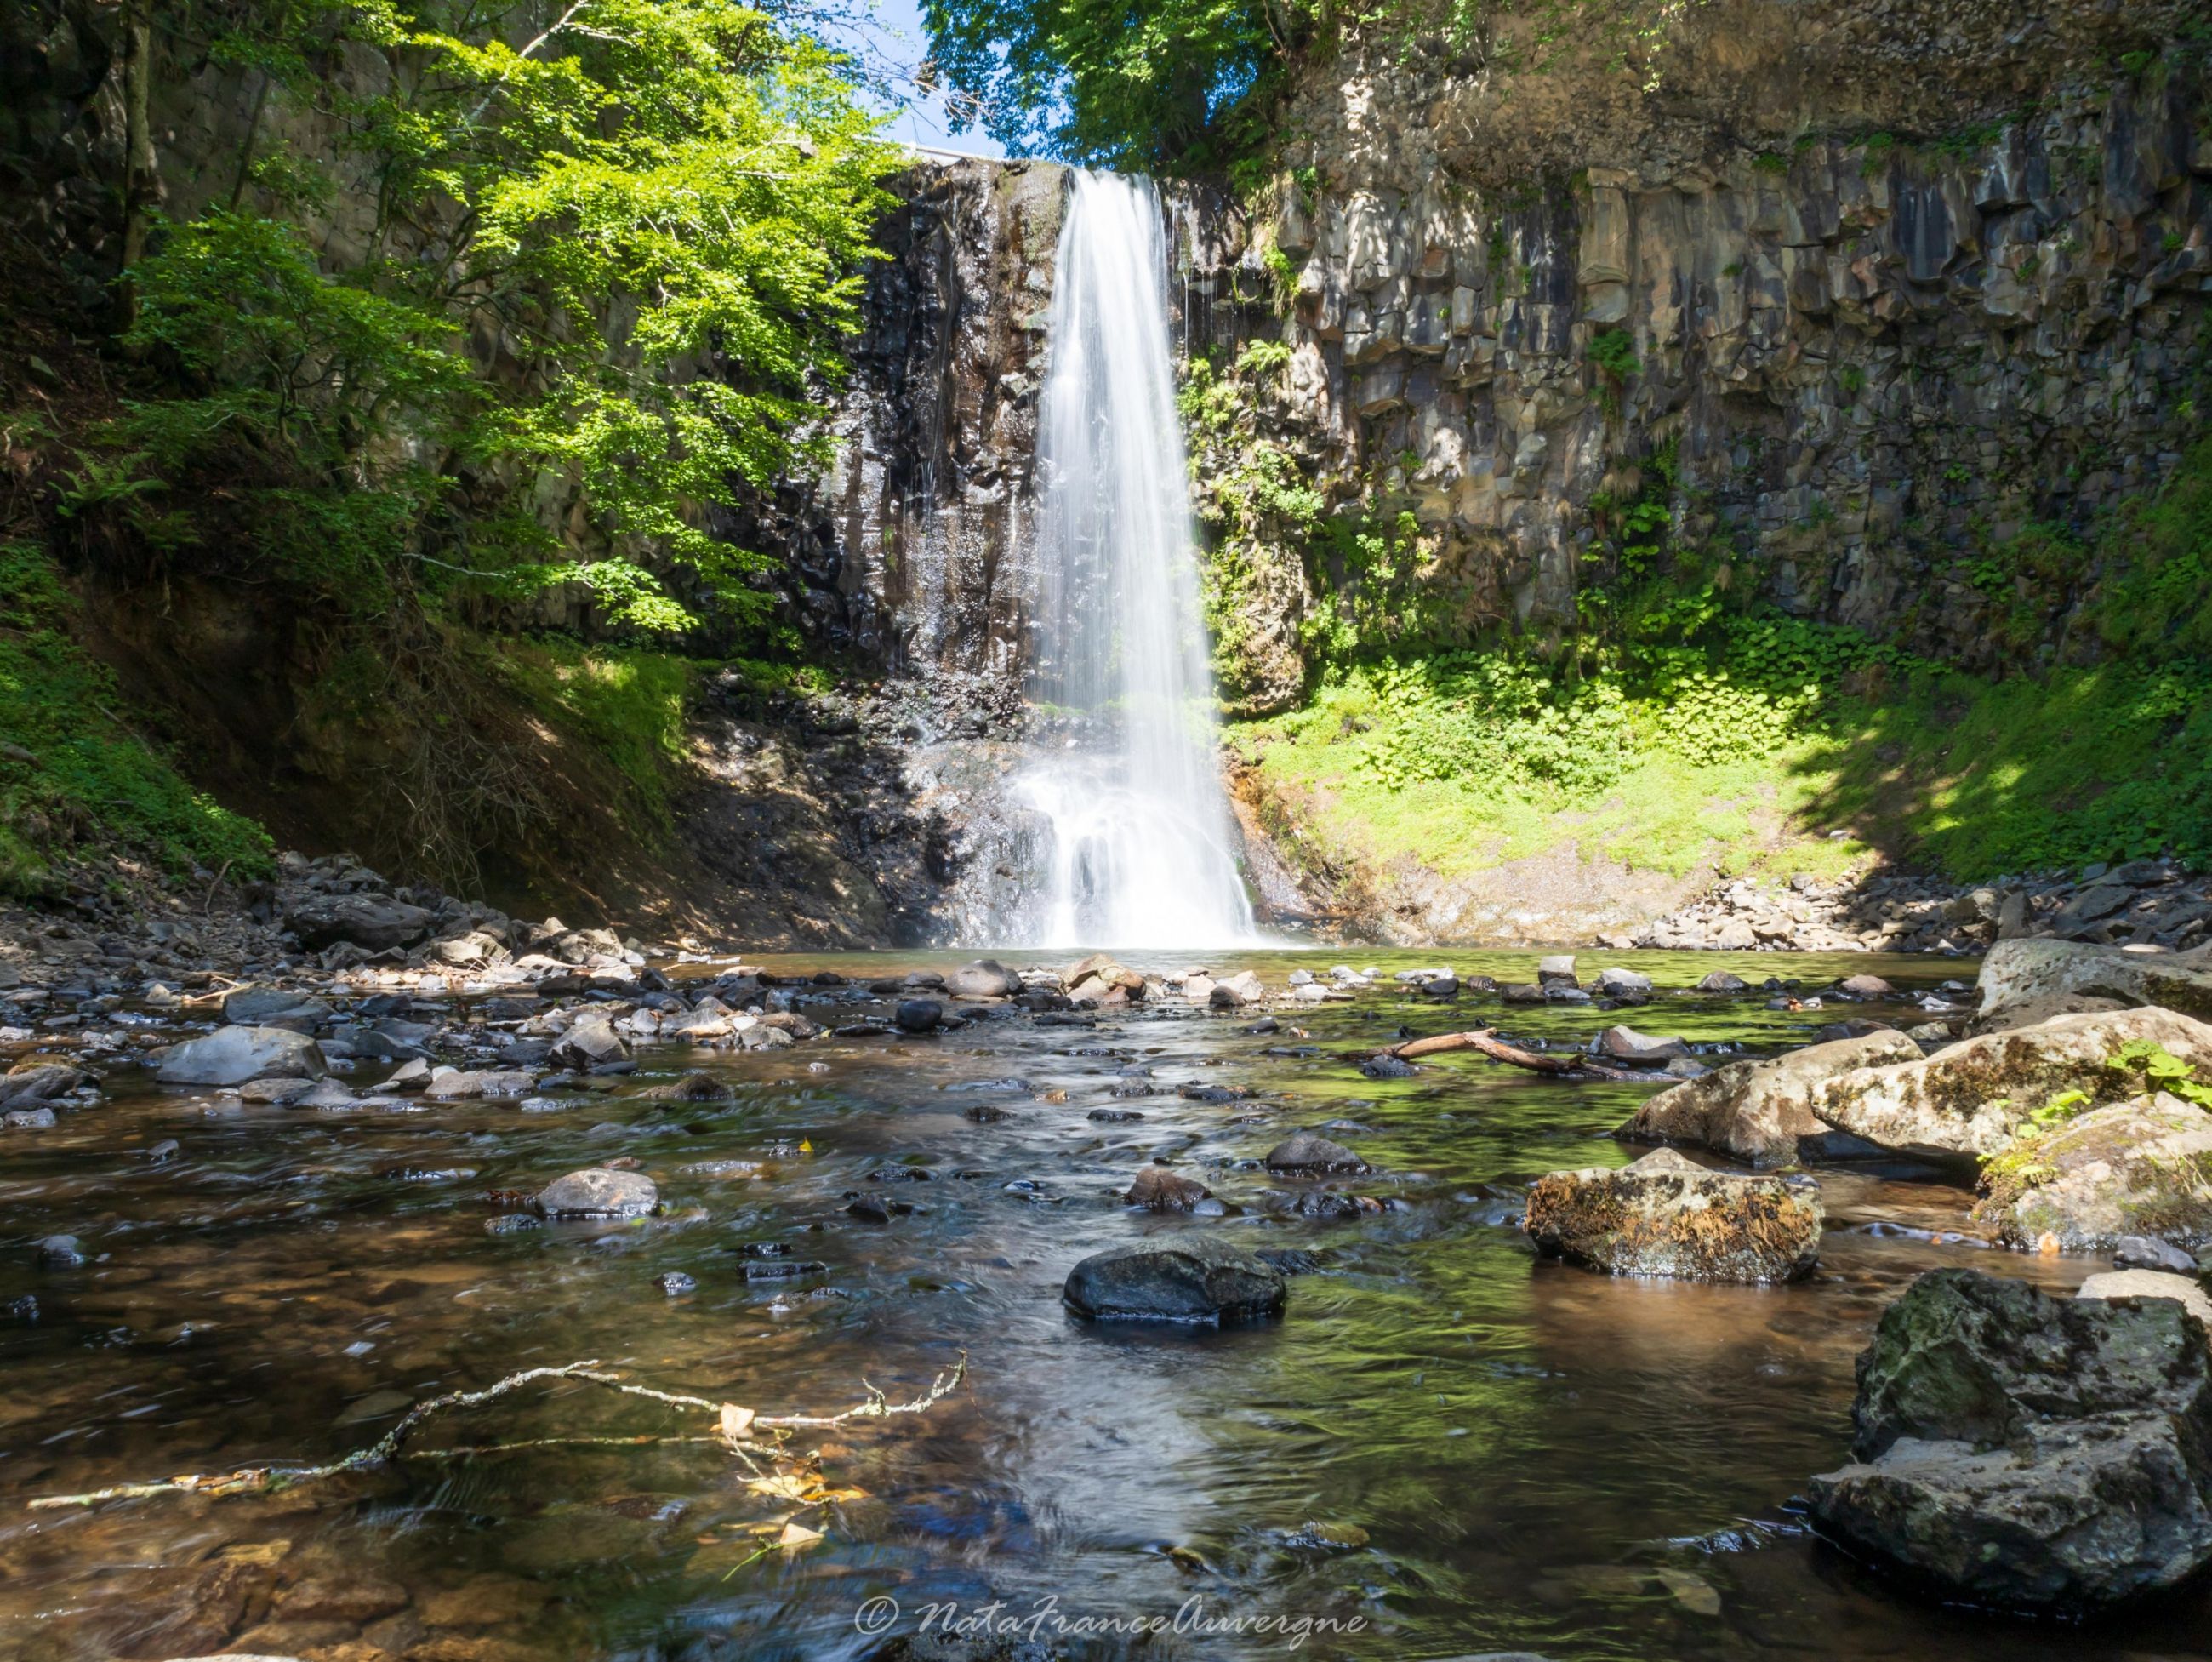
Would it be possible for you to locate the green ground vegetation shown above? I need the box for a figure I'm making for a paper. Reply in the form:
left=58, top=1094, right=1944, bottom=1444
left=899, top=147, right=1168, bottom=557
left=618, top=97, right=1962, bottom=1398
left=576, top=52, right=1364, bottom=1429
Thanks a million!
left=1228, top=437, right=2212, bottom=885
left=0, top=541, right=271, bottom=895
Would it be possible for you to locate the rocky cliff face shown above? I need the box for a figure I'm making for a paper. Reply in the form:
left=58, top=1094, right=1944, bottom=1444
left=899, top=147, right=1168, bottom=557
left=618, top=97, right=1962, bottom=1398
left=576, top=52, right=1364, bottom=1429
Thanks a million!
left=1164, top=2, right=2212, bottom=706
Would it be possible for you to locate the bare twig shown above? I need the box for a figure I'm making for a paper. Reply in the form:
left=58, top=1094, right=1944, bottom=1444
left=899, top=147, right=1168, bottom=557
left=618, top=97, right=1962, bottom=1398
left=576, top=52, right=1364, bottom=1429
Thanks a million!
left=26, top=1352, right=968, bottom=1512
left=1382, top=1028, right=1645, bottom=1082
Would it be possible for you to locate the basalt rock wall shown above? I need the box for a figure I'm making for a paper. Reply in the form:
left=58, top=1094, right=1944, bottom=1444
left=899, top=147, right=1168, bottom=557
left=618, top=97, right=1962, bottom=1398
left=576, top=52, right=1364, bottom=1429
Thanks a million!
left=1160, top=3, right=2212, bottom=711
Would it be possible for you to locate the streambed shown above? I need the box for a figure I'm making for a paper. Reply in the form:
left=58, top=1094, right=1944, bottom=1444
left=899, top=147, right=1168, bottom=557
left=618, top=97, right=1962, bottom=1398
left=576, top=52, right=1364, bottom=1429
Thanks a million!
left=0, top=949, right=2196, bottom=1662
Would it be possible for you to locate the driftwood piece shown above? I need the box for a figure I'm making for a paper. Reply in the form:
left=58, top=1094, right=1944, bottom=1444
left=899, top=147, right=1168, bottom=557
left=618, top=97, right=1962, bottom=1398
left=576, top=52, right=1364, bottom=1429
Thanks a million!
left=1381, top=1028, right=1646, bottom=1082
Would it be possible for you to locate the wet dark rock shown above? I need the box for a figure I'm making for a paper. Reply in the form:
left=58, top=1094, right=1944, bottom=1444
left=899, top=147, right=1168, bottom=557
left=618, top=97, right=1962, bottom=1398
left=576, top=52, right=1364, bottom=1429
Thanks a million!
left=1501, top=982, right=1546, bottom=1004
left=1063, top=1235, right=1287, bottom=1323
left=1360, top=1054, right=1419, bottom=1078
left=836, top=1021, right=894, bottom=1037
left=1256, top=1248, right=1325, bottom=1276
left=1087, top=1107, right=1145, bottom=1122
left=846, top=1194, right=906, bottom=1223
left=1242, top=1016, right=1280, bottom=1035
left=157, top=1025, right=327, bottom=1087
left=1696, top=971, right=1749, bottom=993
left=1265, top=1131, right=1369, bottom=1175
left=533, top=1167, right=659, bottom=1218
left=145, top=1138, right=180, bottom=1162
left=895, top=998, right=944, bottom=1033
left=655, top=1271, right=697, bottom=1296
left=741, top=1258, right=829, bottom=1281
left=962, top=1100, right=1016, bottom=1123
left=1524, top=1148, right=1822, bottom=1282
left=1807, top=1268, right=2212, bottom=1610
left=1285, top=1191, right=1393, bottom=1219
left=36, top=1234, right=84, bottom=1267
left=3, top=1105, right=55, bottom=1128
left=284, top=893, right=435, bottom=951
left=220, top=987, right=332, bottom=1029
left=1125, top=1164, right=1214, bottom=1212
left=1179, top=1084, right=1250, bottom=1104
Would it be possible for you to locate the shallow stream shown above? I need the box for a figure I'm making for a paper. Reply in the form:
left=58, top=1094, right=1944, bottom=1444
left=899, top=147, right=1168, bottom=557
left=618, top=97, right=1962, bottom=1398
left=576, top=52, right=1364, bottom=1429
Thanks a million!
left=1, top=949, right=2198, bottom=1661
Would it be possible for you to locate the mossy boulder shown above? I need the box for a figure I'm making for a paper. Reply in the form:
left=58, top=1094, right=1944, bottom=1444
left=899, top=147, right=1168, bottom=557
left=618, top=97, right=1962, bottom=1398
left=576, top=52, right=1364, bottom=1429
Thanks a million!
left=1976, top=1092, right=2212, bottom=1251
left=1976, top=940, right=2212, bottom=1026
left=1806, top=1008, right=2212, bottom=1162
left=1807, top=1268, right=2212, bottom=1610
left=1620, top=1029, right=1918, bottom=1168
left=1522, top=1147, right=1822, bottom=1282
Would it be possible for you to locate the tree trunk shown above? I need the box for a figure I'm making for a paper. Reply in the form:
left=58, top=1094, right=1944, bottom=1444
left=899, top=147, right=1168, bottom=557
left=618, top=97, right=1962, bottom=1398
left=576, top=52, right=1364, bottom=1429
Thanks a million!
left=117, top=0, right=156, bottom=330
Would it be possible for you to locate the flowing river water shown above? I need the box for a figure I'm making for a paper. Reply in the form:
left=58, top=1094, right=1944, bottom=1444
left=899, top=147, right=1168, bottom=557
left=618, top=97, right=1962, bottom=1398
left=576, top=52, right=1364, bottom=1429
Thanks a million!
left=3, top=948, right=2205, bottom=1661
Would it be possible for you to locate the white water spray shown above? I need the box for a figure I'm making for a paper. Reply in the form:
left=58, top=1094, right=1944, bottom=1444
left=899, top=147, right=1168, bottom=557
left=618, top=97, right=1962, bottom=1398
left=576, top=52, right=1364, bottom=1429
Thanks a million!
left=1013, top=171, right=1257, bottom=950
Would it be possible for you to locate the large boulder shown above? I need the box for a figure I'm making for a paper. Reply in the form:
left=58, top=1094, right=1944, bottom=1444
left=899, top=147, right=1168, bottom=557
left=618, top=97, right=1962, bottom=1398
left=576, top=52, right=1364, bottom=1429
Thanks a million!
left=1063, top=1235, right=1286, bottom=1323
left=1976, top=939, right=2212, bottom=1026
left=532, top=1167, right=658, bottom=1218
left=1806, top=1268, right=2212, bottom=1610
left=157, top=1025, right=328, bottom=1087
left=1522, top=1147, right=1823, bottom=1282
left=282, top=894, right=435, bottom=952
left=946, top=959, right=1023, bottom=998
left=1264, top=1131, right=1368, bottom=1174
left=1807, top=1008, right=2212, bottom=1162
left=1620, top=1031, right=1919, bottom=1168
left=1975, top=1093, right=2212, bottom=1251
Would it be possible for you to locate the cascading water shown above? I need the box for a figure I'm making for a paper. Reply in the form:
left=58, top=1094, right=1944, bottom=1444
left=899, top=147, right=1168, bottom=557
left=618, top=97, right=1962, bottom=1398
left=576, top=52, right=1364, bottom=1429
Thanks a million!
left=1007, top=170, right=1258, bottom=950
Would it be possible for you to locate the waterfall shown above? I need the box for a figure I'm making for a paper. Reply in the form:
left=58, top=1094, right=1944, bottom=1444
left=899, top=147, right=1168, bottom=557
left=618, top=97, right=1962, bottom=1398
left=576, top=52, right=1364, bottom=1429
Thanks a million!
left=1007, top=171, right=1257, bottom=950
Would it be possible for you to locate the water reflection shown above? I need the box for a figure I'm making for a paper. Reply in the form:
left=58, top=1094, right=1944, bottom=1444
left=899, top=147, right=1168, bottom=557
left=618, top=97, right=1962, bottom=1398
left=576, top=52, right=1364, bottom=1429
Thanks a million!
left=1, top=948, right=2203, bottom=1660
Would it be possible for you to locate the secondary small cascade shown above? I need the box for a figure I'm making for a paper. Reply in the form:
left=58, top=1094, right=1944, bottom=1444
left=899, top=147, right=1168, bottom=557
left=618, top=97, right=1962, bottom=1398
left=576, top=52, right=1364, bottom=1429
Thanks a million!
left=1011, top=170, right=1257, bottom=949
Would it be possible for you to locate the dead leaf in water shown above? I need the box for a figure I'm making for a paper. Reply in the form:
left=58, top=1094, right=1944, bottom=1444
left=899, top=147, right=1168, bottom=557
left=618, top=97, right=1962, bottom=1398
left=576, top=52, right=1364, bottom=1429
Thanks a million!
left=718, top=1402, right=756, bottom=1442
left=778, top=1521, right=824, bottom=1551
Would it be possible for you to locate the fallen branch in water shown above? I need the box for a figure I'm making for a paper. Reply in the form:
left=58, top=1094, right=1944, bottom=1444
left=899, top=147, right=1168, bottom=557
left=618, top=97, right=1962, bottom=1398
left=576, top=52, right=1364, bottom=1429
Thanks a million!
left=1381, top=1028, right=1646, bottom=1082
left=27, top=1351, right=968, bottom=1512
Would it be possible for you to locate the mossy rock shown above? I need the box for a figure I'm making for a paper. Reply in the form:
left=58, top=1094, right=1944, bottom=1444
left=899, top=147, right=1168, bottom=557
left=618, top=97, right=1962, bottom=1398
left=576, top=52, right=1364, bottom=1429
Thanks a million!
left=1977, top=1093, right=2212, bottom=1252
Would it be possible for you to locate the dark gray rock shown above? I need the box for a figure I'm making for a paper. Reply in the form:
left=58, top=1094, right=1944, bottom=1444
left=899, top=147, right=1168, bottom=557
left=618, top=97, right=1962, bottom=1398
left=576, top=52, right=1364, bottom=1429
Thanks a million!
left=1264, top=1131, right=1369, bottom=1174
left=896, top=998, right=944, bottom=1032
left=1063, top=1236, right=1286, bottom=1322
left=36, top=1234, right=84, bottom=1267
left=283, top=894, right=435, bottom=952
left=1807, top=1268, right=2212, bottom=1610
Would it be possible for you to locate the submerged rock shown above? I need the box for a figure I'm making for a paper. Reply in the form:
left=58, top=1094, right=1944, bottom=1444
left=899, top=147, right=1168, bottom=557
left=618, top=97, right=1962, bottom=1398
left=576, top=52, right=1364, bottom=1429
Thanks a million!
left=1976, top=1092, right=2212, bottom=1250
left=157, top=1025, right=327, bottom=1087
left=1620, top=1030, right=1918, bottom=1168
left=533, top=1167, right=659, bottom=1218
left=895, top=998, right=944, bottom=1033
left=1523, top=1148, right=1822, bottom=1282
left=1063, top=1236, right=1286, bottom=1323
left=1808, top=1008, right=2212, bottom=1162
left=1807, top=1267, right=2212, bottom=1610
